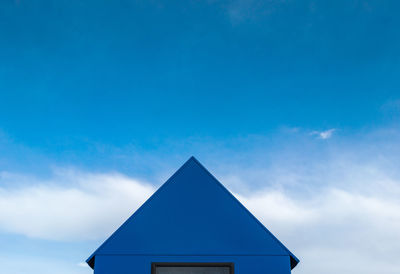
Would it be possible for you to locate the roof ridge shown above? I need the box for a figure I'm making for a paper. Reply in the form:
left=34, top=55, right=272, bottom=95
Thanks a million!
left=86, top=157, right=196, bottom=267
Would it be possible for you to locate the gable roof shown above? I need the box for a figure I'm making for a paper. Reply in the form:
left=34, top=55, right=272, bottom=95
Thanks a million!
left=86, top=157, right=299, bottom=269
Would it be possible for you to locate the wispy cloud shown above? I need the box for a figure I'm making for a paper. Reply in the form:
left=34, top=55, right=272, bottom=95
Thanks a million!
left=311, top=128, right=336, bottom=139
left=237, top=187, right=400, bottom=274
left=77, top=262, right=89, bottom=268
left=0, top=170, right=154, bottom=241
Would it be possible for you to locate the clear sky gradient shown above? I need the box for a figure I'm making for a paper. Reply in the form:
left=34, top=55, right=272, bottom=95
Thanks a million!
left=0, top=1, right=400, bottom=274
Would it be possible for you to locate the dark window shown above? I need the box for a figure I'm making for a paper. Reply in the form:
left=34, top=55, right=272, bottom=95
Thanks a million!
left=152, top=263, right=234, bottom=274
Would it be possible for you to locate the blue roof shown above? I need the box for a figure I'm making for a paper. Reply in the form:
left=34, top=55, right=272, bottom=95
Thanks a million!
left=87, top=157, right=299, bottom=269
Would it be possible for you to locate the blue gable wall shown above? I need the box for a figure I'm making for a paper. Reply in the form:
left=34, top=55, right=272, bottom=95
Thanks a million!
left=87, top=157, right=299, bottom=273
left=94, top=255, right=292, bottom=274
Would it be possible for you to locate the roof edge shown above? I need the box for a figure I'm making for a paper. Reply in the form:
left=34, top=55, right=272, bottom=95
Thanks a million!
left=86, top=255, right=95, bottom=269
left=290, top=255, right=299, bottom=269
left=189, top=157, right=299, bottom=269
left=85, top=157, right=199, bottom=269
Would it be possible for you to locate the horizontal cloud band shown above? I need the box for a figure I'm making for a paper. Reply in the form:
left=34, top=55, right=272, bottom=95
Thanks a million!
left=0, top=164, right=399, bottom=274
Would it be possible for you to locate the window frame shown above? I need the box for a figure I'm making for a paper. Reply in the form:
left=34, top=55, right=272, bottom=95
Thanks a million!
left=151, top=262, right=234, bottom=274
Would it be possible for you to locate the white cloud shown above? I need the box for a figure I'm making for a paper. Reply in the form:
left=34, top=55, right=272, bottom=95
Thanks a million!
left=237, top=187, right=400, bottom=250
left=311, top=128, right=336, bottom=139
left=0, top=255, right=89, bottom=274
left=77, top=262, right=89, bottom=268
left=0, top=170, right=154, bottom=241
left=231, top=158, right=400, bottom=274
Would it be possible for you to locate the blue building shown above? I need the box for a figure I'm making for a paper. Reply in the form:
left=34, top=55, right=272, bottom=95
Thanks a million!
left=86, top=157, right=299, bottom=274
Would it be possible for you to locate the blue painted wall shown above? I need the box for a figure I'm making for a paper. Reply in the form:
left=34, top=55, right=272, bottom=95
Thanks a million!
left=87, top=157, right=298, bottom=273
left=94, top=255, right=291, bottom=274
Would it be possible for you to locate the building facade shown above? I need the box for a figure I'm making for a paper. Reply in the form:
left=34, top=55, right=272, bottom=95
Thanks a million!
left=87, top=157, right=299, bottom=274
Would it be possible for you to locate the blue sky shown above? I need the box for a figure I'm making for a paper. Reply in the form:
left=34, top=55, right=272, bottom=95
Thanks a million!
left=0, top=1, right=400, bottom=274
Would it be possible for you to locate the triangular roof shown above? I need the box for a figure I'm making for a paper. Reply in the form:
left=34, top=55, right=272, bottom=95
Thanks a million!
left=87, top=157, right=299, bottom=269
